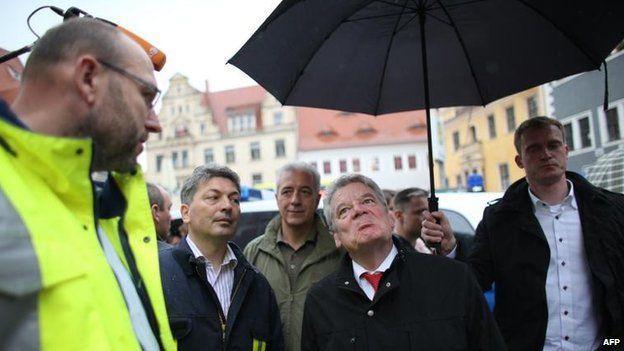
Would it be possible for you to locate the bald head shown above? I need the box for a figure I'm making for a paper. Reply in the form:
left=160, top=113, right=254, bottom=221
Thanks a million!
left=24, top=18, right=124, bottom=80
left=12, top=17, right=161, bottom=173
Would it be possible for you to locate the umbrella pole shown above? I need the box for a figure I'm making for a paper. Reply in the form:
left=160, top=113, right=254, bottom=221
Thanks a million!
left=418, top=5, right=442, bottom=254
left=418, top=7, right=438, bottom=213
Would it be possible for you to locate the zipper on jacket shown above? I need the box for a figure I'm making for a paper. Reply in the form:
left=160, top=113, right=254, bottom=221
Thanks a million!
left=194, top=264, right=229, bottom=351
left=221, top=267, right=248, bottom=348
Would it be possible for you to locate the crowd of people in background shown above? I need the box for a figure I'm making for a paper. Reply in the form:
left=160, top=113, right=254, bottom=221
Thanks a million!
left=1, top=17, right=623, bottom=351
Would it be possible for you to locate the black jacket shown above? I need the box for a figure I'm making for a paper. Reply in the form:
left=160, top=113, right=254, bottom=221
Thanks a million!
left=301, top=237, right=506, bottom=350
left=159, top=239, right=284, bottom=350
left=468, top=172, right=624, bottom=350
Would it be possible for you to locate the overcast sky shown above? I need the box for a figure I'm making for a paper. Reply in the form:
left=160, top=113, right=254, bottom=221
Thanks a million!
left=0, top=0, right=282, bottom=93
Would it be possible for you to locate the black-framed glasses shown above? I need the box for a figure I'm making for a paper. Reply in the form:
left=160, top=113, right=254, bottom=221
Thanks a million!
left=96, top=58, right=161, bottom=109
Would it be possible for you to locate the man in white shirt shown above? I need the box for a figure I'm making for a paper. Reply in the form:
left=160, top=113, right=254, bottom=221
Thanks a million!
left=159, top=165, right=284, bottom=350
left=421, top=116, right=624, bottom=350
left=301, top=174, right=505, bottom=351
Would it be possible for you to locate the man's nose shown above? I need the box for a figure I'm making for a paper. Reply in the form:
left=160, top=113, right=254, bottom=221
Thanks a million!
left=352, top=202, right=368, bottom=218
left=219, top=197, right=233, bottom=211
left=290, top=191, right=302, bottom=204
left=145, top=109, right=162, bottom=133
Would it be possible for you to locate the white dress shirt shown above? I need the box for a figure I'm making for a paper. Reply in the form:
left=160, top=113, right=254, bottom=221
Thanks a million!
left=352, top=244, right=398, bottom=300
left=186, top=236, right=238, bottom=318
left=529, top=181, right=602, bottom=350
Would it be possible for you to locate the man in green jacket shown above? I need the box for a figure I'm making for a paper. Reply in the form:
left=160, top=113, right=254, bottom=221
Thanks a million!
left=244, top=162, right=342, bottom=351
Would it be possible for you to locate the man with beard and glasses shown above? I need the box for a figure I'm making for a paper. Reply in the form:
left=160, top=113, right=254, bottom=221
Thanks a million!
left=159, top=165, right=284, bottom=351
left=301, top=174, right=504, bottom=350
left=0, top=18, right=175, bottom=350
left=421, top=116, right=624, bottom=350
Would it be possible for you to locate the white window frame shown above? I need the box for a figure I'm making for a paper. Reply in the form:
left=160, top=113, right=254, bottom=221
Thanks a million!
left=560, top=109, right=595, bottom=156
left=597, top=97, right=624, bottom=147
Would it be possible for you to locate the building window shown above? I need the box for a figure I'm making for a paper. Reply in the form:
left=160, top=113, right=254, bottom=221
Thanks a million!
left=204, top=148, right=214, bottom=164
left=487, top=114, right=496, bottom=139
left=563, top=123, right=575, bottom=151
left=605, top=107, right=621, bottom=142
left=394, top=156, right=403, bottom=170
left=227, top=111, right=256, bottom=133
left=371, top=157, right=379, bottom=172
left=252, top=173, right=263, bottom=185
left=182, top=150, right=189, bottom=168
left=506, top=106, right=516, bottom=132
left=452, top=131, right=460, bottom=151
left=323, top=161, right=331, bottom=175
left=250, top=142, right=261, bottom=161
left=156, top=154, right=163, bottom=172
left=408, top=155, right=416, bottom=169
left=339, top=159, right=347, bottom=173
left=200, top=123, right=206, bottom=135
left=469, top=126, right=477, bottom=143
left=310, top=161, right=317, bottom=171
left=499, top=163, right=510, bottom=190
left=579, top=116, right=591, bottom=148
left=352, top=158, right=361, bottom=172
left=225, top=145, right=235, bottom=164
left=172, top=151, right=179, bottom=169
left=563, top=114, right=594, bottom=152
left=273, top=111, right=283, bottom=125
left=175, top=125, right=189, bottom=138
left=275, top=139, right=286, bottom=157
left=527, top=95, right=538, bottom=118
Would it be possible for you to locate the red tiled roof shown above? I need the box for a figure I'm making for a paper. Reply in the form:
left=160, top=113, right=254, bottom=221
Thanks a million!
left=204, top=85, right=266, bottom=134
left=297, top=107, right=428, bottom=151
left=0, top=48, right=24, bottom=104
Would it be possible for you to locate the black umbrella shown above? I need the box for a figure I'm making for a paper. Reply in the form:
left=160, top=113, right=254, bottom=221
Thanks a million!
left=229, top=0, right=624, bottom=211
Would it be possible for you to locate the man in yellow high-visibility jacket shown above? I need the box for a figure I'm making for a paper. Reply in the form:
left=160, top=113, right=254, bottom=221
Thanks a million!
left=0, top=18, right=175, bottom=350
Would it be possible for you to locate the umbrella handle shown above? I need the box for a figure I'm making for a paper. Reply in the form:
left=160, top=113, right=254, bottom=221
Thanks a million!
left=424, top=196, right=441, bottom=253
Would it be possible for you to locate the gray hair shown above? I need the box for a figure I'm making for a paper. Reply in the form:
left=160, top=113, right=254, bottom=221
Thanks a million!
left=393, top=187, right=429, bottom=211
left=323, top=174, right=387, bottom=232
left=23, top=18, right=123, bottom=80
left=180, top=165, right=241, bottom=205
left=276, top=162, right=321, bottom=193
left=146, top=182, right=164, bottom=208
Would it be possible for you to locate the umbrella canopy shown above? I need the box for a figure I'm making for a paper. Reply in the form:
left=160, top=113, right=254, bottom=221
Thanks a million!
left=229, top=0, right=624, bottom=209
left=586, top=146, right=624, bottom=194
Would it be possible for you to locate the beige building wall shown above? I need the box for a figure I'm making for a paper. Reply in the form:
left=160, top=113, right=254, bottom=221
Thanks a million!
left=441, top=87, right=546, bottom=192
left=144, top=74, right=297, bottom=207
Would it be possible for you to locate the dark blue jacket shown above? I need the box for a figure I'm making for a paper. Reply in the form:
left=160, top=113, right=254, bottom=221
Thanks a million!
left=159, top=239, right=284, bottom=350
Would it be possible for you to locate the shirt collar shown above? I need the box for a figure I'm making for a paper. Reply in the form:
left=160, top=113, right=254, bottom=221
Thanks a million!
left=528, top=179, right=577, bottom=210
left=276, top=224, right=318, bottom=245
left=352, top=243, right=398, bottom=278
left=186, top=235, right=238, bottom=268
left=0, top=99, right=29, bottom=129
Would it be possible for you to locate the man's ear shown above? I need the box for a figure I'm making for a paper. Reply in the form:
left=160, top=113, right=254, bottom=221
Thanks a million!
left=514, top=154, right=524, bottom=169
left=73, top=55, right=101, bottom=108
left=180, top=204, right=190, bottom=224
left=151, top=204, right=160, bottom=223
left=394, top=209, right=403, bottom=222
left=333, top=233, right=342, bottom=248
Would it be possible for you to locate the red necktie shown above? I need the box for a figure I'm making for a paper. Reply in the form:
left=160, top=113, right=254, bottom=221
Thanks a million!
left=361, top=272, right=383, bottom=292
